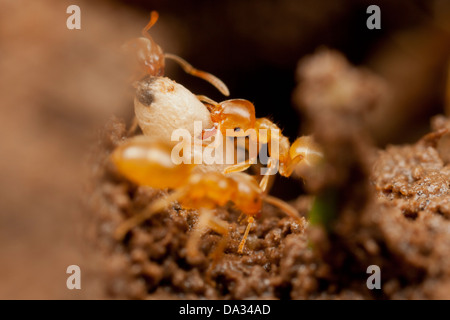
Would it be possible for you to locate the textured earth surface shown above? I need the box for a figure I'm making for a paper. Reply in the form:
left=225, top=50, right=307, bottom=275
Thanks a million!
left=1, top=0, right=449, bottom=300
left=88, top=99, right=450, bottom=300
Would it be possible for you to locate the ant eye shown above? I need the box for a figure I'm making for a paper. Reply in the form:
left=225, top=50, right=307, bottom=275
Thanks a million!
left=234, top=127, right=241, bottom=132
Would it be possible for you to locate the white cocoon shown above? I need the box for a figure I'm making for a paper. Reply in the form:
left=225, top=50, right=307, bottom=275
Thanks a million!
left=134, top=76, right=213, bottom=142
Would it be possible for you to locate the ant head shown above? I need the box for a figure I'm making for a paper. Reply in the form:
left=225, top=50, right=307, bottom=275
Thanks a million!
left=217, top=99, right=256, bottom=137
left=122, top=11, right=165, bottom=77
left=290, top=136, right=324, bottom=165
left=122, top=37, right=165, bottom=77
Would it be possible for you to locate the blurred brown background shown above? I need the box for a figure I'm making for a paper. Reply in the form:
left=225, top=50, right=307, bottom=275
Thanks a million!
left=0, top=0, right=448, bottom=299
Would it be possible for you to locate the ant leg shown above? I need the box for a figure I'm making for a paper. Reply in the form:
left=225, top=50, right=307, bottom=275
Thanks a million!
left=223, top=158, right=256, bottom=174
left=141, top=11, right=159, bottom=38
left=238, top=216, right=254, bottom=254
left=165, top=53, right=230, bottom=96
left=224, top=135, right=259, bottom=174
left=114, top=189, right=185, bottom=240
left=260, top=174, right=276, bottom=194
left=263, top=195, right=303, bottom=223
left=259, top=157, right=278, bottom=192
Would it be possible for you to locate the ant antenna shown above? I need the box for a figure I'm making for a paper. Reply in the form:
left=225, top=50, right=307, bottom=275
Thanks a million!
left=141, top=11, right=159, bottom=38
left=263, top=195, right=302, bottom=222
left=165, top=53, right=230, bottom=96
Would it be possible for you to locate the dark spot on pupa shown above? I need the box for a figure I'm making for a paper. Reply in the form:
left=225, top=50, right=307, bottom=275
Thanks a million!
left=136, top=76, right=157, bottom=107
left=136, top=89, right=154, bottom=107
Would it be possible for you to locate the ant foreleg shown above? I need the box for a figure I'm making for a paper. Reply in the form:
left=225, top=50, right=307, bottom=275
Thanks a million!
left=223, top=158, right=256, bottom=174
left=259, top=173, right=276, bottom=194
left=223, top=134, right=260, bottom=174
left=259, top=157, right=278, bottom=192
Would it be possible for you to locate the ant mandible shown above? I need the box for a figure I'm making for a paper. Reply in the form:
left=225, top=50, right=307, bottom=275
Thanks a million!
left=111, top=136, right=303, bottom=257
left=123, top=11, right=229, bottom=96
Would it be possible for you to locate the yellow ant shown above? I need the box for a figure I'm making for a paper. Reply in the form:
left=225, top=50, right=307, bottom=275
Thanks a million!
left=197, top=96, right=324, bottom=192
left=123, top=11, right=229, bottom=96
left=111, top=136, right=303, bottom=257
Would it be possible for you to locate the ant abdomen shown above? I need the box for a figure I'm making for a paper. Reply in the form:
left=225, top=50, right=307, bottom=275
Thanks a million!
left=111, top=136, right=193, bottom=189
